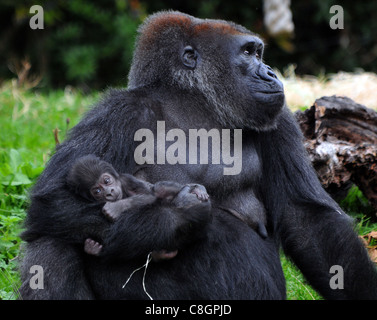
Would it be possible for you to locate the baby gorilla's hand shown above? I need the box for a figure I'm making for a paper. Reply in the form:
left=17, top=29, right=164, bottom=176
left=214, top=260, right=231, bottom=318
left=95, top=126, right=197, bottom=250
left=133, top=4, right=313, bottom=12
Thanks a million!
left=102, top=201, right=125, bottom=220
left=190, top=184, right=210, bottom=202
left=151, top=249, right=178, bottom=262
left=173, top=184, right=211, bottom=210
left=84, top=238, right=103, bottom=256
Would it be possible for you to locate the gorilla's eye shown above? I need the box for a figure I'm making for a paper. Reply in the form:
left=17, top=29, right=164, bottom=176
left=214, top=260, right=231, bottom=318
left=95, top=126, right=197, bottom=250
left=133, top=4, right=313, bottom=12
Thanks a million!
left=103, top=175, right=112, bottom=184
left=242, top=42, right=263, bottom=59
left=94, top=188, right=101, bottom=195
left=243, top=49, right=261, bottom=59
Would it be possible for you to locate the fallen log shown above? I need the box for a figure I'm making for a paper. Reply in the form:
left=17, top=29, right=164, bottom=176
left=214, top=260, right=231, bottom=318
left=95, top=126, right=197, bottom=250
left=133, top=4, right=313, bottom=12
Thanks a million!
left=295, top=95, right=377, bottom=214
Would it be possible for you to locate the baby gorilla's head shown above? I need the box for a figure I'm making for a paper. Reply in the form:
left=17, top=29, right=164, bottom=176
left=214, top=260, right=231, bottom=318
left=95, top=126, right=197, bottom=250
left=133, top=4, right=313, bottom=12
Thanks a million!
left=67, top=155, right=122, bottom=201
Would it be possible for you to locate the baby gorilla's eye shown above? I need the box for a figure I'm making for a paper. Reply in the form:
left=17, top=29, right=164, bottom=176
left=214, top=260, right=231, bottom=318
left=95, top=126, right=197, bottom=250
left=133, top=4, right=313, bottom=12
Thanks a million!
left=104, top=178, right=110, bottom=184
left=94, top=188, right=101, bottom=194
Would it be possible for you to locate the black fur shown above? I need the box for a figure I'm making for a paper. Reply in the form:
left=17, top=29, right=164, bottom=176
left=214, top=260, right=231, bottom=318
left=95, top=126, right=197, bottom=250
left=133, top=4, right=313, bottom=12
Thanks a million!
left=19, top=11, right=377, bottom=300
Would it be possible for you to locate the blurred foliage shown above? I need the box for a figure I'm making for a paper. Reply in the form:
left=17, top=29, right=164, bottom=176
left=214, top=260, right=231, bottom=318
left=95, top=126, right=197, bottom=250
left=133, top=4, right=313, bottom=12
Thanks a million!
left=0, top=0, right=377, bottom=89
left=0, top=0, right=144, bottom=89
left=339, top=185, right=375, bottom=221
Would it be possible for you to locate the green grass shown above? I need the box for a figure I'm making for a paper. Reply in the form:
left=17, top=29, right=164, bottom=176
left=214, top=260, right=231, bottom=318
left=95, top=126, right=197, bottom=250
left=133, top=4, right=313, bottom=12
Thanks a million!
left=0, top=80, right=375, bottom=300
left=281, top=253, right=322, bottom=300
left=0, top=81, right=98, bottom=299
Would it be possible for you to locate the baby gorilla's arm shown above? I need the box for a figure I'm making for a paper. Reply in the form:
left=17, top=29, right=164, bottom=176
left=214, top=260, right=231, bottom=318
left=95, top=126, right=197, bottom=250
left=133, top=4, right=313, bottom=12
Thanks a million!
left=153, top=181, right=209, bottom=203
left=85, top=194, right=156, bottom=256
left=102, top=194, right=156, bottom=220
left=173, top=184, right=209, bottom=209
left=89, top=181, right=210, bottom=260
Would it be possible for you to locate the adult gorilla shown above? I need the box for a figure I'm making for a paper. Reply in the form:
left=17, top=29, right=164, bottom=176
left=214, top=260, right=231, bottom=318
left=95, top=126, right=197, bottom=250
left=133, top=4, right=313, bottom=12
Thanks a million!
left=19, top=11, right=377, bottom=299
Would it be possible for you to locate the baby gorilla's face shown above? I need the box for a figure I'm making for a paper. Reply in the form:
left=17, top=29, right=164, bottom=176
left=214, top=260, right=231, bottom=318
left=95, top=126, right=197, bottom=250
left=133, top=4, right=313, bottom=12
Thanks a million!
left=90, top=173, right=123, bottom=202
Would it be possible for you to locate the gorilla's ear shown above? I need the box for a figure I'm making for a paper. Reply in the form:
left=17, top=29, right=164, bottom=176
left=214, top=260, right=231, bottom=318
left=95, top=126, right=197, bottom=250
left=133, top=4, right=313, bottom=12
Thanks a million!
left=181, top=46, right=198, bottom=69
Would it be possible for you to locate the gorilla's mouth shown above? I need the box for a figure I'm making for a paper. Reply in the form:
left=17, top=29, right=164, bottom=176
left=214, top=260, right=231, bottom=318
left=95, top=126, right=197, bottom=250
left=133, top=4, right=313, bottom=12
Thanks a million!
left=253, top=90, right=285, bottom=104
left=107, top=193, right=121, bottom=201
left=255, top=86, right=284, bottom=94
left=257, top=91, right=284, bottom=96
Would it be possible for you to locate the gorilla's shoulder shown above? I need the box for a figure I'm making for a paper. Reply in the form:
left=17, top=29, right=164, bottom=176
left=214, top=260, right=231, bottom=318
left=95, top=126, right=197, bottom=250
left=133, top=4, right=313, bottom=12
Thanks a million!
left=99, top=87, right=156, bottom=108
left=81, top=87, right=159, bottom=125
left=99, top=87, right=137, bottom=102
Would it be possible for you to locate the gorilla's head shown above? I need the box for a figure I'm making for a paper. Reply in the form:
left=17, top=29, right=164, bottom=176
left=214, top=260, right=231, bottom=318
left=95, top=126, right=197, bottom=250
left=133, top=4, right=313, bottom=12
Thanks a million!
left=128, top=11, right=285, bottom=131
left=66, top=155, right=120, bottom=201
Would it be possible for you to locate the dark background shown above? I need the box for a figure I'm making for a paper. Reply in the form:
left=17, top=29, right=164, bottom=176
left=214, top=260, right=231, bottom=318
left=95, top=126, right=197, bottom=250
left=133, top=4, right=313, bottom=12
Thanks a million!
left=1, top=0, right=376, bottom=89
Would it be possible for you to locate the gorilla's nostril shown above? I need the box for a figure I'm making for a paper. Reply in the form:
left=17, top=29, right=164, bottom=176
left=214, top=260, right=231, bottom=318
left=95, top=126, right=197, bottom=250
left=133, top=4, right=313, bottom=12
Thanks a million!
left=267, top=70, right=277, bottom=79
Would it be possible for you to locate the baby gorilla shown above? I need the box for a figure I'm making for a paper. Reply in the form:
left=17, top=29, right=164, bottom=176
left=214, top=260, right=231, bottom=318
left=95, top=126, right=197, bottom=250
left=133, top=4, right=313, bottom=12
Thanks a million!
left=66, top=155, right=209, bottom=259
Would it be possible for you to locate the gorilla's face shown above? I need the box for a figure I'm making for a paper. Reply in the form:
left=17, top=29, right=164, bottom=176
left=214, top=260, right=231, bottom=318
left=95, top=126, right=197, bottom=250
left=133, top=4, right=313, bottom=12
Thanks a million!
left=232, top=36, right=284, bottom=103
left=179, top=31, right=285, bottom=131
left=228, top=34, right=285, bottom=130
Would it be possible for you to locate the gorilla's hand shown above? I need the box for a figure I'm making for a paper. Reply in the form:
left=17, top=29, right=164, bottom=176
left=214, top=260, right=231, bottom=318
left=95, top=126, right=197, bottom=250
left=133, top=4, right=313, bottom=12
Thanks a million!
left=103, top=194, right=158, bottom=221
left=102, top=201, right=124, bottom=220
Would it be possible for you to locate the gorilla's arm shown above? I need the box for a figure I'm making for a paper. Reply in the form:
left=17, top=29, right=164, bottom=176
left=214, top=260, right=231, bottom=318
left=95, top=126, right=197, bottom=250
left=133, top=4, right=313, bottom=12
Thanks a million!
left=261, top=107, right=377, bottom=299
left=22, top=89, right=154, bottom=242
left=19, top=89, right=157, bottom=299
left=19, top=237, right=95, bottom=299
left=99, top=199, right=211, bottom=261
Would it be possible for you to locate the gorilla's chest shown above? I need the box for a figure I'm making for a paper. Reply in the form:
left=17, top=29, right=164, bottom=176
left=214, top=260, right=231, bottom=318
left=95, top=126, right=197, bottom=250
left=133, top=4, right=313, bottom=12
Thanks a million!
left=133, top=132, right=262, bottom=196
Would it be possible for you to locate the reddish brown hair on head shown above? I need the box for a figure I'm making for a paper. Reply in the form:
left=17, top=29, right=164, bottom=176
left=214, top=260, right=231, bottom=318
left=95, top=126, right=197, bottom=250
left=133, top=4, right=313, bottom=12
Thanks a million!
left=128, top=10, right=254, bottom=89
left=139, top=11, right=247, bottom=45
left=192, top=21, right=245, bottom=37
left=136, top=11, right=192, bottom=51
left=143, top=12, right=192, bottom=36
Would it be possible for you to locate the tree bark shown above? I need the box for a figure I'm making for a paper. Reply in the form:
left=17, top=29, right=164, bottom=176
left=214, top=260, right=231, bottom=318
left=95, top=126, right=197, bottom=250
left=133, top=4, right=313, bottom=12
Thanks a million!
left=295, top=95, right=377, bottom=213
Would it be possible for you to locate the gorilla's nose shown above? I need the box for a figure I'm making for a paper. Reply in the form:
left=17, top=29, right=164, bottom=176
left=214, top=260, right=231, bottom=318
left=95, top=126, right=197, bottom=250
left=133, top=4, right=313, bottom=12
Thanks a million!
left=259, top=64, right=278, bottom=82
